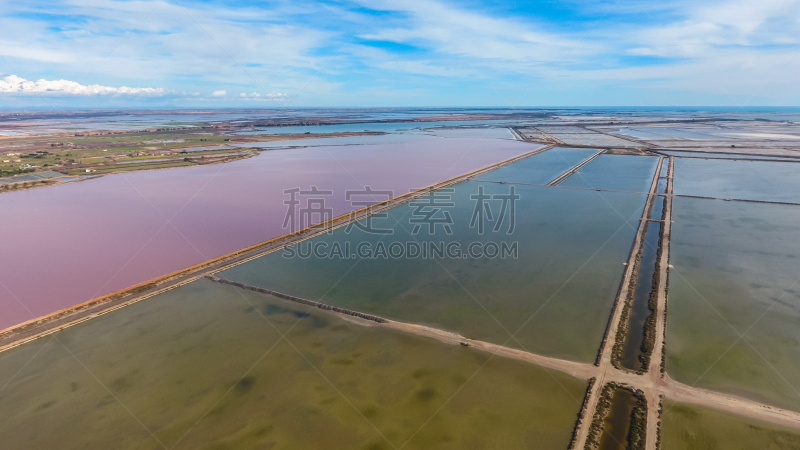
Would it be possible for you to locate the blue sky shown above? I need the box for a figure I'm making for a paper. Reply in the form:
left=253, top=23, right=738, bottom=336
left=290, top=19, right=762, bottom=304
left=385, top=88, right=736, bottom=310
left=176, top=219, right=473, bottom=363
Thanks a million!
left=0, top=0, right=799, bottom=107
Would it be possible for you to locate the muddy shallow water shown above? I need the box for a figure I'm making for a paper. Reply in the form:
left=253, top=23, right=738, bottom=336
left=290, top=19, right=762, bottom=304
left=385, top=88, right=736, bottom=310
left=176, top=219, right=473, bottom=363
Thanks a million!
left=0, top=279, right=586, bottom=449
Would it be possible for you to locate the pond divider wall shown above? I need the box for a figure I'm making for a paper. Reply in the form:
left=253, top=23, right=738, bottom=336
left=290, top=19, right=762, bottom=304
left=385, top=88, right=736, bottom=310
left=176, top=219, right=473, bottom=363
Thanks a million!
left=207, top=276, right=388, bottom=324
left=584, top=382, right=617, bottom=450
left=569, top=377, right=598, bottom=450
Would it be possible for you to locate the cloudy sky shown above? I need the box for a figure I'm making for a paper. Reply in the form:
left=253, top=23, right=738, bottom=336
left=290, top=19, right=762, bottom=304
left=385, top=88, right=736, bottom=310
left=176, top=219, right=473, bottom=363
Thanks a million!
left=0, top=0, right=799, bottom=107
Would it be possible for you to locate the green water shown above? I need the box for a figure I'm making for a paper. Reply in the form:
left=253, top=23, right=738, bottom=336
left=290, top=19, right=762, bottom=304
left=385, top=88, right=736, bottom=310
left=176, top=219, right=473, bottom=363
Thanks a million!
left=222, top=181, right=647, bottom=363
left=673, top=158, right=800, bottom=203
left=475, top=147, right=598, bottom=185
left=598, top=388, right=636, bottom=450
left=559, top=155, right=659, bottom=193
left=666, top=197, right=800, bottom=411
left=662, top=401, right=800, bottom=450
left=0, top=279, right=586, bottom=449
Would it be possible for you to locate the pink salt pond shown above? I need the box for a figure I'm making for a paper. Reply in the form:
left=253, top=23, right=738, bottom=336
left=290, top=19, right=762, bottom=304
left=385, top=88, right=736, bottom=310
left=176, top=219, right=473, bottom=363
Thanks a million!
left=0, top=133, right=542, bottom=329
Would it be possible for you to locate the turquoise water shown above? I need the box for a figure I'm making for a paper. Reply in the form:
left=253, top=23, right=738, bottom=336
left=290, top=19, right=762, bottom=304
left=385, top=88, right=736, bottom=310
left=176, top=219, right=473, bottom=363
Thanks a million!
left=221, top=181, right=647, bottom=362
left=475, top=147, right=599, bottom=185
left=559, top=155, right=659, bottom=193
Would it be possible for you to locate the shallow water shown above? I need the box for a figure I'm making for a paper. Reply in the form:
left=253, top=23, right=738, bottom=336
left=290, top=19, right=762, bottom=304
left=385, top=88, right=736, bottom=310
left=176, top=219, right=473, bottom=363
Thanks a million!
left=666, top=197, right=800, bottom=411
left=559, top=155, right=659, bottom=193
left=421, top=127, right=516, bottom=140
left=231, top=120, right=514, bottom=135
left=0, top=279, right=586, bottom=449
left=621, top=222, right=660, bottom=371
left=673, top=158, right=800, bottom=203
left=235, top=132, right=433, bottom=148
left=475, top=147, right=598, bottom=185
left=659, top=150, right=800, bottom=162
left=547, top=133, right=640, bottom=147
left=614, top=127, right=723, bottom=141
left=0, top=134, right=541, bottom=330
left=599, top=388, right=636, bottom=450
left=221, top=180, right=647, bottom=363
left=662, top=401, right=800, bottom=450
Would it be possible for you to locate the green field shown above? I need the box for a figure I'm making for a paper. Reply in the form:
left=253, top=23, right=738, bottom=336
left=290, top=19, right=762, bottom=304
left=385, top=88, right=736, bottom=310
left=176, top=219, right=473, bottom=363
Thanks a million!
left=0, top=279, right=586, bottom=449
left=662, top=401, right=800, bottom=450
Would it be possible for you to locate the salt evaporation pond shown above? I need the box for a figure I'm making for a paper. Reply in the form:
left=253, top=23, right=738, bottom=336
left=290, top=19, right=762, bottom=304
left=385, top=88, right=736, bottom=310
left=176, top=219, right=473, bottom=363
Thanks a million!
left=0, top=279, right=586, bottom=449
left=673, top=158, right=800, bottom=203
left=662, top=401, right=800, bottom=450
left=659, top=150, right=800, bottom=162
left=559, top=155, right=658, bottom=193
left=221, top=176, right=648, bottom=362
left=667, top=197, right=800, bottom=412
left=231, top=120, right=515, bottom=135
left=237, top=127, right=518, bottom=150
left=0, top=132, right=542, bottom=330
left=475, top=147, right=598, bottom=185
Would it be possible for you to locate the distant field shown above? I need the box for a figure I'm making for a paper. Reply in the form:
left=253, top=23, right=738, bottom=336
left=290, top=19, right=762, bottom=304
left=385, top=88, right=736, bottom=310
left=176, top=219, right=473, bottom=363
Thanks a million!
left=0, top=127, right=377, bottom=177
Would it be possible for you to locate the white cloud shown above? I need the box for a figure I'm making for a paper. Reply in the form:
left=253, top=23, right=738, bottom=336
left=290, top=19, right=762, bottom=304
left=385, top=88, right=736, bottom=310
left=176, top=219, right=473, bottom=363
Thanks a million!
left=0, top=75, right=166, bottom=95
left=238, top=91, right=288, bottom=100
left=622, top=0, right=800, bottom=58
left=212, top=90, right=227, bottom=97
left=357, top=0, right=588, bottom=65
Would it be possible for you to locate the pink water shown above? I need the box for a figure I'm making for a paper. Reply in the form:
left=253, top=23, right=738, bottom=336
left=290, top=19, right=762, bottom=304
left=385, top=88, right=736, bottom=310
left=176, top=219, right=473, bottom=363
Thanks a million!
left=0, top=135, right=542, bottom=329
